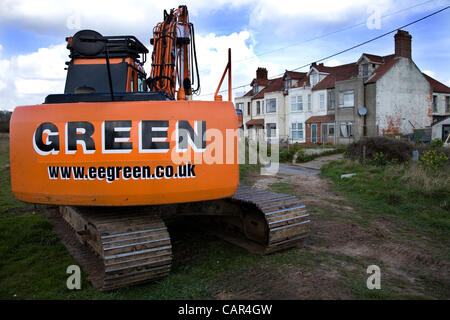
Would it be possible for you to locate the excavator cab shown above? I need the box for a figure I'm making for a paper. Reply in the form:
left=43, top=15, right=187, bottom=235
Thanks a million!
left=45, top=30, right=168, bottom=104
left=64, top=33, right=148, bottom=94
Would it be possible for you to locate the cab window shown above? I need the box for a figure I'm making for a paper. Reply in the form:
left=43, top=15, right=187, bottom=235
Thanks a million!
left=138, top=76, right=145, bottom=92
left=130, top=71, right=135, bottom=92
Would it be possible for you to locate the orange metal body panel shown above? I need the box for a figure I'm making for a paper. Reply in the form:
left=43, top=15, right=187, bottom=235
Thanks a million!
left=10, top=100, right=238, bottom=206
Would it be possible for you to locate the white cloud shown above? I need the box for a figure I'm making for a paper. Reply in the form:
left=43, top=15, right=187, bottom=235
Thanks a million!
left=1, top=0, right=433, bottom=37
left=0, top=43, right=67, bottom=110
left=324, top=59, right=342, bottom=67
left=1, top=0, right=447, bottom=107
left=422, top=70, right=435, bottom=78
left=0, top=29, right=276, bottom=108
left=194, top=31, right=280, bottom=100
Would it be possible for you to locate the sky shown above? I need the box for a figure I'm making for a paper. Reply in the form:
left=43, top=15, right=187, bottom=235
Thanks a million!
left=0, top=0, right=449, bottom=110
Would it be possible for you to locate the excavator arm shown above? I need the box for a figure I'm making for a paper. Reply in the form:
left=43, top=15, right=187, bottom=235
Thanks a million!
left=149, top=5, right=200, bottom=100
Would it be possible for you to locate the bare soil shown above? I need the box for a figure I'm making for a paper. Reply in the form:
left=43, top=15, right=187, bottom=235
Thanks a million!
left=212, top=167, right=450, bottom=299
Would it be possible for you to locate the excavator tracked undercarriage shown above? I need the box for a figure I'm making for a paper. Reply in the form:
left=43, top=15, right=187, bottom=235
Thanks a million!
left=9, top=5, right=310, bottom=291
left=56, top=185, right=309, bottom=291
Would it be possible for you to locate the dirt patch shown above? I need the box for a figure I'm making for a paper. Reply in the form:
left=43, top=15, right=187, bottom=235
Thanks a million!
left=310, top=217, right=450, bottom=295
left=231, top=165, right=450, bottom=299
left=213, top=263, right=351, bottom=300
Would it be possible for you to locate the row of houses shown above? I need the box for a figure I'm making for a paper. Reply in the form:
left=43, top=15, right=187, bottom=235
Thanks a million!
left=235, top=30, right=450, bottom=144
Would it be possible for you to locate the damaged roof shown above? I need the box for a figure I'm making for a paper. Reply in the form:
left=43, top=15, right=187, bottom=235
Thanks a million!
left=365, top=54, right=398, bottom=84
left=422, top=73, right=450, bottom=94
left=312, top=62, right=359, bottom=90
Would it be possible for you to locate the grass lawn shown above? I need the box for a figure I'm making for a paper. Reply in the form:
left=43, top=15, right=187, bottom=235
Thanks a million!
left=321, top=159, right=450, bottom=243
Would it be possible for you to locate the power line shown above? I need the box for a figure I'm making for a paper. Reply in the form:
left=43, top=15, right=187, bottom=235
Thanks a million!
left=233, top=0, right=436, bottom=64
left=200, top=4, right=449, bottom=97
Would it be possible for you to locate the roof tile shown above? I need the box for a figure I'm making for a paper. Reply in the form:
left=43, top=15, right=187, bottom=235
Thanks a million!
left=422, top=73, right=450, bottom=94
left=305, top=115, right=335, bottom=123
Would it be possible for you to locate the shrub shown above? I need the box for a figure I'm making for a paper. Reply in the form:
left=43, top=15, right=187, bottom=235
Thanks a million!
left=346, top=137, right=413, bottom=164
left=371, top=152, right=389, bottom=166
left=419, top=150, right=448, bottom=170
left=416, top=144, right=450, bottom=160
left=430, top=138, right=444, bottom=148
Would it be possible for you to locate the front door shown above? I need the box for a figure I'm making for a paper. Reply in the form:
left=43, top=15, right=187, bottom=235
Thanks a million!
left=311, top=124, right=317, bottom=143
left=322, top=124, right=328, bottom=143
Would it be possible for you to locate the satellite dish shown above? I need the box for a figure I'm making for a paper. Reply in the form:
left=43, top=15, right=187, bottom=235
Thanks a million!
left=358, top=106, right=367, bottom=116
left=72, top=30, right=106, bottom=57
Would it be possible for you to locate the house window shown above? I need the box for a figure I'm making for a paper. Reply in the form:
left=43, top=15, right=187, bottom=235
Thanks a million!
left=256, top=101, right=261, bottom=115
left=328, top=124, right=335, bottom=136
left=362, top=64, right=369, bottom=78
left=290, top=96, right=303, bottom=111
left=320, top=94, right=325, bottom=110
left=329, top=92, right=335, bottom=109
left=340, top=122, right=353, bottom=138
left=235, top=102, right=243, bottom=110
left=307, top=94, right=311, bottom=111
left=339, top=90, right=354, bottom=108
left=266, top=123, right=277, bottom=138
left=446, top=96, right=450, bottom=113
left=266, top=98, right=276, bottom=113
left=253, top=85, right=258, bottom=95
left=310, top=73, right=318, bottom=86
left=291, top=123, right=304, bottom=140
left=285, top=79, right=291, bottom=89
left=432, top=95, right=438, bottom=112
left=247, top=102, right=251, bottom=116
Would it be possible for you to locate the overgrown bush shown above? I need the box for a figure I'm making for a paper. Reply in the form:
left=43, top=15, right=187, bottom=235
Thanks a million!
left=279, top=143, right=303, bottom=163
left=419, top=150, right=448, bottom=170
left=346, top=137, right=413, bottom=163
left=430, top=138, right=444, bottom=148
left=416, top=144, right=450, bottom=160
left=370, top=152, right=389, bottom=166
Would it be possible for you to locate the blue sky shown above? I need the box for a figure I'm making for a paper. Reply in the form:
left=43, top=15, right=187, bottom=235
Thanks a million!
left=0, top=0, right=449, bottom=109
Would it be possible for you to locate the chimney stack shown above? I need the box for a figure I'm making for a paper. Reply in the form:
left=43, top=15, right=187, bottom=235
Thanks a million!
left=394, top=30, right=412, bottom=59
left=256, top=67, right=268, bottom=81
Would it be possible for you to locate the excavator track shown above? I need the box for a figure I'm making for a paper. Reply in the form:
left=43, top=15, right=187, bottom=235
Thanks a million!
left=59, top=206, right=172, bottom=291
left=206, top=185, right=310, bottom=254
left=51, top=185, right=309, bottom=291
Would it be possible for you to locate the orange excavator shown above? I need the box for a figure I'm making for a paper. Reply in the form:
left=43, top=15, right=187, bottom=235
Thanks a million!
left=9, top=5, right=309, bottom=290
